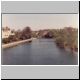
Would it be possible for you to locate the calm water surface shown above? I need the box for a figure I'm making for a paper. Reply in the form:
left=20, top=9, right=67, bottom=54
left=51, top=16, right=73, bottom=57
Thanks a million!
left=2, top=39, right=78, bottom=65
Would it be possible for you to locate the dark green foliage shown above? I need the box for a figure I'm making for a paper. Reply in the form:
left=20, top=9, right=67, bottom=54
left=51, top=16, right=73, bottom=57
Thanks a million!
left=20, top=26, right=32, bottom=39
left=2, top=26, right=32, bottom=44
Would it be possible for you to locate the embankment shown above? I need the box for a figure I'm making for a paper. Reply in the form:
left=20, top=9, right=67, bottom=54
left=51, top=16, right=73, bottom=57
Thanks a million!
left=2, top=38, right=36, bottom=49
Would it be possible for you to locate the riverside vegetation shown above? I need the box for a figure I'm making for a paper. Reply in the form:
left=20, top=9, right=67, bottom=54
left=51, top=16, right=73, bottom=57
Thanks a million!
left=2, top=26, right=78, bottom=53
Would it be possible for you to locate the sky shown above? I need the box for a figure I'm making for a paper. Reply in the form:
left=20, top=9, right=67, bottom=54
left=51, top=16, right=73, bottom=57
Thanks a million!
left=2, top=14, right=78, bottom=31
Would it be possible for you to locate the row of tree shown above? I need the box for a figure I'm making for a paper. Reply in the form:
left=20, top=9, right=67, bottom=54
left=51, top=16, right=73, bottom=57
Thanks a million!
left=53, top=27, right=78, bottom=53
left=32, top=27, right=78, bottom=53
left=2, top=26, right=32, bottom=44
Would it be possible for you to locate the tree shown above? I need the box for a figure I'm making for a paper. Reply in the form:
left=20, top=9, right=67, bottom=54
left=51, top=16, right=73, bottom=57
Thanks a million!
left=44, top=31, right=54, bottom=38
left=21, top=26, right=32, bottom=39
left=65, top=27, right=78, bottom=53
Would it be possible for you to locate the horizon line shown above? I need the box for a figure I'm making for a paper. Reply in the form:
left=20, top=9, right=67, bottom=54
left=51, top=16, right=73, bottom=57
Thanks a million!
left=2, top=26, right=78, bottom=31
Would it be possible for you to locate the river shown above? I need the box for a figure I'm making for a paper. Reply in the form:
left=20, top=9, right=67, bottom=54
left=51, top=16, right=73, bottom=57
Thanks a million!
left=2, top=39, right=78, bottom=65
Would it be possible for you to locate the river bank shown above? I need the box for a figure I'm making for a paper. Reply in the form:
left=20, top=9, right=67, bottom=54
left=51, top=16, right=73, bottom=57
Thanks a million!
left=2, top=38, right=36, bottom=49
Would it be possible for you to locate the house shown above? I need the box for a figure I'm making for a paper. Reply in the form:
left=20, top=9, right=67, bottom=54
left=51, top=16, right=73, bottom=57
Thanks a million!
left=2, top=27, right=15, bottom=39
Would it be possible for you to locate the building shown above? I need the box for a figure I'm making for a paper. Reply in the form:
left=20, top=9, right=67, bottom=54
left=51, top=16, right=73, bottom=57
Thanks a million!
left=2, top=27, right=15, bottom=39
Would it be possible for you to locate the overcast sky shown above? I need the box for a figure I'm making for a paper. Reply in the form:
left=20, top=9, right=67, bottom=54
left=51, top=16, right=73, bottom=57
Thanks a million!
left=2, top=14, right=78, bottom=31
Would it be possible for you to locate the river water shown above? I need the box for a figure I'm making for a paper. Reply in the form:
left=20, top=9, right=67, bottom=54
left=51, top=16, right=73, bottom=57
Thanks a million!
left=2, top=39, right=78, bottom=65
